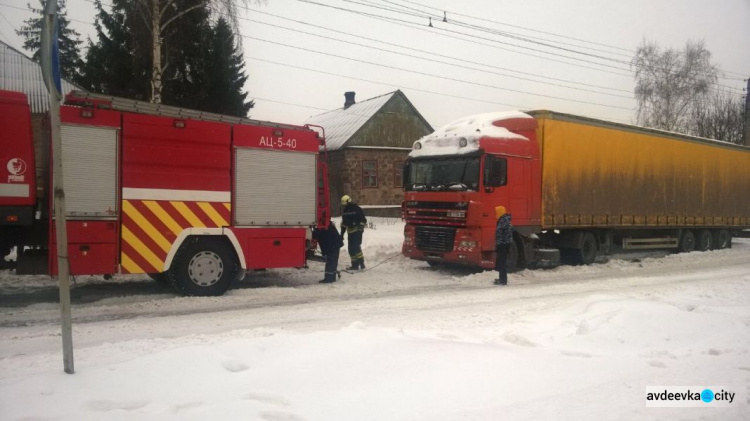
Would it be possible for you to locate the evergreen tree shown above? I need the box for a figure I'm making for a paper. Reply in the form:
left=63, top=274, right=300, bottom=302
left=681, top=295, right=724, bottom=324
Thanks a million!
left=198, top=18, right=254, bottom=117
left=16, top=0, right=84, bottom=82
left=79, top=0, right=150, bottom=100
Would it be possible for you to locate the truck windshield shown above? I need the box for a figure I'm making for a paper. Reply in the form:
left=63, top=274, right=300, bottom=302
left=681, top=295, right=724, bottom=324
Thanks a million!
left=404, top=157, right=480, bottom=192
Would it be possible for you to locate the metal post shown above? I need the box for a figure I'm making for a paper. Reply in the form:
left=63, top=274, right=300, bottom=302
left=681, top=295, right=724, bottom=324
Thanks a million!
left=744, top=78, right=750, bottom=147
left=42, top=0, right=74, bottom=374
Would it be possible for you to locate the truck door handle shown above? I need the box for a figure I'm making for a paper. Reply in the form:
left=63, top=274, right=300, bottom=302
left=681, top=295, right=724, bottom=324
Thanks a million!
left=273, top=241, right=281, bottom=246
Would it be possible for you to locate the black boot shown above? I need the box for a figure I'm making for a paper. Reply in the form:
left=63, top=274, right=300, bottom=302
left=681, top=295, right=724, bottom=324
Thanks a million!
left=359, top=259, right=365, bottom=270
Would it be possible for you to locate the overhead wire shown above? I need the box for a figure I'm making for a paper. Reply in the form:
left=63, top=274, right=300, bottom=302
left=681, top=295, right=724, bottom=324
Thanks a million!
left=394, top=0, right=748, bottom=81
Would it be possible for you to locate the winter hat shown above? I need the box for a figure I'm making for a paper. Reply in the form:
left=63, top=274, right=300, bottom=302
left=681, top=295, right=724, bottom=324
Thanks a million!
left=495, top=206, right=506, bottom=218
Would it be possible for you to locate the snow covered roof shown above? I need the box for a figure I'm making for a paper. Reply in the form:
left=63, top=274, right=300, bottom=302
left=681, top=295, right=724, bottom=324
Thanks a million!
left=305, top=91, right=397, bottom=151
left=0, top=41, right=82, bottom=114
left=409, top=111, right=531, bottom=158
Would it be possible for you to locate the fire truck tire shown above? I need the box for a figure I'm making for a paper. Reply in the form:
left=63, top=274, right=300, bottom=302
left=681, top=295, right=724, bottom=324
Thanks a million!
left=148, top=273, right=169, bottom=285
left=166, top=237, right=240, bottom=296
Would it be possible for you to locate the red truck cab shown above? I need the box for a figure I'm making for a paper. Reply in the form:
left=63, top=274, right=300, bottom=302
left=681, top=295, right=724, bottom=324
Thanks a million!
left=402, top=112, right=540, bottom=269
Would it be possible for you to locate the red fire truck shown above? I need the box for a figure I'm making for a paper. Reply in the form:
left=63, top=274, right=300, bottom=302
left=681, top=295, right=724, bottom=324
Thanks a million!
left=0, top=89, right=330, bottom=296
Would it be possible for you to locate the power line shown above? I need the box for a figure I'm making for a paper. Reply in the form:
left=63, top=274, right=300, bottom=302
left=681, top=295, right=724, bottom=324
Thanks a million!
left=293, top=0, right=744, bottom=94
left=247, top=56, right=635, bottom=124
left=242, top=12, right=632, bottom=98
left=244, top=35, right=633, bottom=110
left=393, top=0, right=749, bottom=81
left=349, top=0, right=635, bottom=66
left=296, top=0, right=637, bottom=75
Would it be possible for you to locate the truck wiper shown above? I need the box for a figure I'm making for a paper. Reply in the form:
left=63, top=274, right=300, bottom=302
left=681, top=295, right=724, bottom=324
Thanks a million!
left=447, top=182, right=468, bottom=191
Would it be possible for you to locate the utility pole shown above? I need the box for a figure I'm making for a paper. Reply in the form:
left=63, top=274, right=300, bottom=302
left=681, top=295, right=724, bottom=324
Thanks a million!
left=41, top=0, right=74, bottom=374
left=744, top=78, right=750, bottom=147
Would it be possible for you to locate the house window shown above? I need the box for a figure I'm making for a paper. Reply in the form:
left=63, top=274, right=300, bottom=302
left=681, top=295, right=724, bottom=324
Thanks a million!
left=362, top=160, right=378, bottom=188
left=394, top=160, right=404, bottom=188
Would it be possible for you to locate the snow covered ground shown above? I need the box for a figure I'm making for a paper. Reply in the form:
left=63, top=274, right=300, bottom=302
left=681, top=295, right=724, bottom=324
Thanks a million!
left=1, top=218, right=749, bottom=420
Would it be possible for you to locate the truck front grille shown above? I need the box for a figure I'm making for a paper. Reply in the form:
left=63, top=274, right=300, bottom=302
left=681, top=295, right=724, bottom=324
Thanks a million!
left=415, top=226, right=456, bottom=252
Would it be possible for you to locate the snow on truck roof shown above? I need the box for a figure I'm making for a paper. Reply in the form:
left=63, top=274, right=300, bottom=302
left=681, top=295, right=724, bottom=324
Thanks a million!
left=408, top=111, right=531, bottom=158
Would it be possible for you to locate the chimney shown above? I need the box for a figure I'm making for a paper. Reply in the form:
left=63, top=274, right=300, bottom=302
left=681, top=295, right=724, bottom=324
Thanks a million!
left=344, top=91, right=356, bottom=109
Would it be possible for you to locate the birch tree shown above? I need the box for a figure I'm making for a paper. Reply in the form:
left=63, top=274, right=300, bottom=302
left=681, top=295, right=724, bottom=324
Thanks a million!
left=631, top=40, right=718, bottom=133
left=134, top=0, right=250, bottom=104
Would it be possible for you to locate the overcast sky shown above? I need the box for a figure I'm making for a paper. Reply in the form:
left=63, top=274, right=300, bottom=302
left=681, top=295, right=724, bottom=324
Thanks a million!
left=0, top=0, right=748, bottom=128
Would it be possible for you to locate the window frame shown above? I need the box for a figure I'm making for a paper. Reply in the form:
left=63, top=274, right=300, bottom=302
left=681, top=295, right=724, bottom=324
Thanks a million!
left=394, top=160, right=404, bottom=188
left=362, top=160, right=378, bottom=188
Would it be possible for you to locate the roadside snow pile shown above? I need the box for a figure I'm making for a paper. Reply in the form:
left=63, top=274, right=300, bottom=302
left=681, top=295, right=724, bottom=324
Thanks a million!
left=2, top=279, right=749, bottom=421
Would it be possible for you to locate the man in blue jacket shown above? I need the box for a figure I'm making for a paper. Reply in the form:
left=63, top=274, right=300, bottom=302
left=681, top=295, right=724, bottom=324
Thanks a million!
left=312, top=221, right=344, bottom=283
left=495, top=206, right=513, bottom=286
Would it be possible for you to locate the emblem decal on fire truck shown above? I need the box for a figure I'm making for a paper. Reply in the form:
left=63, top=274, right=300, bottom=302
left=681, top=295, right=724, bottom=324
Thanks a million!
left=7, top=158, right=27, bottom=182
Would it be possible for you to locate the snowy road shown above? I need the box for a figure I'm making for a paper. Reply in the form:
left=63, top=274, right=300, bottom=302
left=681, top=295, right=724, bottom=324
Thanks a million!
left=1, top=223, right=748, bottom=420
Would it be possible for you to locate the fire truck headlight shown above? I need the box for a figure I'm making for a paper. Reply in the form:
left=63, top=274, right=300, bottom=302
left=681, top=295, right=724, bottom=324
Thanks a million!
left=459, top=241, right=476, bottom=248
left=413, top=141, right=422, bottom=150
left=458, top=137, right=468, bottom=147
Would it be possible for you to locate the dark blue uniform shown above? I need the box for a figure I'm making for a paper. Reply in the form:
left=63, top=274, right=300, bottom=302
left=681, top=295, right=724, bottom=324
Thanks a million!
left=313, top=222, right=344, bottom=283
left=341, top=202, right=367, bottom=270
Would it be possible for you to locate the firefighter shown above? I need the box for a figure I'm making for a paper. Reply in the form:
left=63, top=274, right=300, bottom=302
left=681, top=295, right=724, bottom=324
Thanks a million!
left=340, top=195, right=367, bottom=270
left=495, top=205, right=513, bottom=286
left=312, top=221, right=344, bottom=283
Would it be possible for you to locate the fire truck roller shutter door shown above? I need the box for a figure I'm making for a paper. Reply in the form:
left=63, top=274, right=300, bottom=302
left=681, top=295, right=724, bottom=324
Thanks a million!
left=58, top=125, right=118, bottom=218
left=234, top=148, right=317, bottom=226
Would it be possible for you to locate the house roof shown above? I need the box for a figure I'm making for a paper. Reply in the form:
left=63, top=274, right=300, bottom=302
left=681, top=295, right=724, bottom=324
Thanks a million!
left=305, top=91, right=405, bottom=151
left=0, top=41, right=81, bottom=113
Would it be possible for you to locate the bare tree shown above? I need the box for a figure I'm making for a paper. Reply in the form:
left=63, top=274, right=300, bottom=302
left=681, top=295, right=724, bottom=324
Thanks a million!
left=133, top=0, right=254, bottom=104
left=631, top=39, right=718, bottom=133
left=691, top=89, right=744, bottom=144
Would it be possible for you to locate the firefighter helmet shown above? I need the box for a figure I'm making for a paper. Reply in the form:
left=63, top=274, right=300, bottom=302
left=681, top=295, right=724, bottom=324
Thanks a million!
left=341, top=195, right=352, bottom=205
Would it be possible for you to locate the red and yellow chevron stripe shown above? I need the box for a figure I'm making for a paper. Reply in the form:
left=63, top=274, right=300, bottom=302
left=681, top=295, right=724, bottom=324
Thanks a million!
left=120, top=199, right=231, bottom=274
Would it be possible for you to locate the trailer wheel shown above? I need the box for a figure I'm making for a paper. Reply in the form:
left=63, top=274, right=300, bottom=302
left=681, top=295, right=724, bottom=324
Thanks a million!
left=696, top=230, right=713, bottom=251
left=714, top=229, right=731, bottom=249
left=507, top=241, right=519, bottom=273
left=166, top=237, right=240, bottom=296
left=678, top=230, right=695, bottom=253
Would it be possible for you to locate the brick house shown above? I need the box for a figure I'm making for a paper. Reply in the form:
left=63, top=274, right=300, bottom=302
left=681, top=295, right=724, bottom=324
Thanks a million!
left=306, top=91, right=433, bottom=216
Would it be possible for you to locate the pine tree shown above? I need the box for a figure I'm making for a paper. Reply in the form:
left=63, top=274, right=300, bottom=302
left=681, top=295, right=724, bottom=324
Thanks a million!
left=198, top=18, right=254, bottom=117
left=79, top=0, right=151, bottom=100
left=16, top=0, right=84, bottom=82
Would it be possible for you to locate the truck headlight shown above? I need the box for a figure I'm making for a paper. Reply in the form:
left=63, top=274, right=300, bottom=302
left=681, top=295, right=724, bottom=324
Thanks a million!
left=459, top=241, right=476, bottom=248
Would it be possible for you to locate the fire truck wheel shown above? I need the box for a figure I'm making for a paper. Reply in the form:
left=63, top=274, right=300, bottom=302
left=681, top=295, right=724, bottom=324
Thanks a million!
left=167, top=237, right=240, bottom=296
left=147, top=273, right=169, bottom=285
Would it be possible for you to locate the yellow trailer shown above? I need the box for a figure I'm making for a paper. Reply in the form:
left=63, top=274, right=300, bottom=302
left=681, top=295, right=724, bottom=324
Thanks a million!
left=530, top=110, right=749, bottom=260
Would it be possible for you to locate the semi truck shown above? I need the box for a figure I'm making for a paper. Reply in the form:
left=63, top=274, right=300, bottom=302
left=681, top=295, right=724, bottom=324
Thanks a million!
left=0, top=89, right=330, bottom=296
left=401, top=110, right=750, bottom=270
